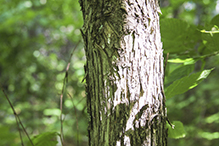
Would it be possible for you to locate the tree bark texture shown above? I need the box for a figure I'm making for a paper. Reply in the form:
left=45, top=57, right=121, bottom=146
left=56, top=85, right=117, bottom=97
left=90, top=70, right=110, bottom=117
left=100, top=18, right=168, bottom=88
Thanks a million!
left=79, top=0, right=167, bottom=145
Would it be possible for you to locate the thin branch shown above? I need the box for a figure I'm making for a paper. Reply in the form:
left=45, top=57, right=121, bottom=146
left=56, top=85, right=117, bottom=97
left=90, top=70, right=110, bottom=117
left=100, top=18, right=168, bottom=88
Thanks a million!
left=68, top=93, right=79, bottom=146
left=164, top=53, right=169, bottom=75
left=0, top=83, right=34, bottom=146
left=59, top=41, right=81, bottom=146
left=15, top=115, right=24, bottom=146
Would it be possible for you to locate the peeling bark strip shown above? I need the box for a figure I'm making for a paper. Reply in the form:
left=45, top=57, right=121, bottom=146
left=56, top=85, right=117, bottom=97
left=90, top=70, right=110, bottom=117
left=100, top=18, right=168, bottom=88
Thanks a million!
left=79, top=0, right=167, bottom=145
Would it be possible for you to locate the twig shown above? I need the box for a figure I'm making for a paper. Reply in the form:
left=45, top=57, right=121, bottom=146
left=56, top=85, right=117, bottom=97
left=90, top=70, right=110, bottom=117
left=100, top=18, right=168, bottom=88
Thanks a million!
left=15, top=114, right=24, bottom=146
left=0, top=83, right=34, bottom=146
left=164, top=53, right=169, bottom=75
left=67, top=93, right=79, bottom=146
left=59, top=41, right=81, bottom=146
left=166, top=117, right=174, bottom=129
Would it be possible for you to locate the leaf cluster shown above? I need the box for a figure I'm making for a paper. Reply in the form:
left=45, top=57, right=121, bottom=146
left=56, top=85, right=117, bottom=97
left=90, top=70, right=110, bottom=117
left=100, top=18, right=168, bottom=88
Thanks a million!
left=160, top=14, right=219, bottom=142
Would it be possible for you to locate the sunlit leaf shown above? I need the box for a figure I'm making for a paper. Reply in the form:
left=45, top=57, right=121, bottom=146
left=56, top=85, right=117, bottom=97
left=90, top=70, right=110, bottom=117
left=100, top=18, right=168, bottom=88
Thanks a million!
left=43, top=109, right=61, bottom=116
left=199, top=131, right=219, bottom=140
left=200, top=29, right=219, bottom=34
left=167, top=121, right=186, bottom=139
left=165, top=69, right=213, bottom=99
left=168, top=58, right=195, bottom=64
left=205, top=112, right=219, bottom=124
left=202, top=33, right=219, bottom=53
left=31, top=132, right=58, bottom=146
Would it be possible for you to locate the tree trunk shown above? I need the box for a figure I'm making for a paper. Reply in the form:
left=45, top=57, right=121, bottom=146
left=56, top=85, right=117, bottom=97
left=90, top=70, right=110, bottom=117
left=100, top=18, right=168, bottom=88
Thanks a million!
left=79, top=0, right=167, bottom=145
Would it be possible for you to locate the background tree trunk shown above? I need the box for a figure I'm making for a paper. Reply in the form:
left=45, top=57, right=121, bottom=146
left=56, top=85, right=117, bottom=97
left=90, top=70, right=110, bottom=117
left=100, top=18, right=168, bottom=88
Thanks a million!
left=79, top=0, right=167, bottom=145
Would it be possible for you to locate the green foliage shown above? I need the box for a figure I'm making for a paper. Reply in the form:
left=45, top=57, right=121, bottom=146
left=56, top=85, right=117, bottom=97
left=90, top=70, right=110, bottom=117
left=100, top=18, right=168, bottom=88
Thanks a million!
left=198, top=131, right=219, bottom=140
left=30, top=132, right=58, bottom=146
left=160, top=1, right=219, bottom=145
left=0, top=0, right=86, bottom=145
left=165, top=64, right=194, bottom=84
left=201, top=31, right=219, bottom=54
left=161, top=18, right=200, bottom=54
left=43, top=108, right=61, bottom=117
left=0, top=125, right=17, bottom=146
left=167, top=121, right=186, bottom=139
left=165, top=69, right=213, bottom=99
left=160, top=1, right=219, bottom=143
left=205, top=112, right=219, bottom=124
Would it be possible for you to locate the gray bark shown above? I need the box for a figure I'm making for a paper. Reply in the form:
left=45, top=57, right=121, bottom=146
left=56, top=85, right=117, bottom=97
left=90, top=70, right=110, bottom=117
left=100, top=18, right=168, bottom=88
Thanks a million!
left=79, top=0, right=167, bottom=145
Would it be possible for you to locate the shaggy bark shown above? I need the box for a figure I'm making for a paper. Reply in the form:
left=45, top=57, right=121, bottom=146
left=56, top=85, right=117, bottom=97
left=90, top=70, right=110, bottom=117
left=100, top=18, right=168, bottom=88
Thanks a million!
left=79, top=0, right=167, bottom=145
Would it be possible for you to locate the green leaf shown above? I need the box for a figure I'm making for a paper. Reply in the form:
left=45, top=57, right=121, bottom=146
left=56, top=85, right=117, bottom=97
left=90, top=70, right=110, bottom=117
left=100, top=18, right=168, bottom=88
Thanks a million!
left=205, top=112, right=219, bottom=124
left=202, top=33, right=219, bottom=54
left=200, top=29, right=219, bottom=34
left=210, top=14, right=219, bottom=27
left=167, top=121, right=186, bottom=139
left=160, top=18, right=200, bottom=54
left=165, top=69, right=213, bottom=99
left=161, top=18, right=189, bottom=40
left=198, top=131, right=219, bottom=140
left=31, top=132, right=58, bottom=146
left=165, top=64, right=194, bottom=84
left=167, top=58, right=195, bottom=64
left=199, top=16, right=219, bottom=54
